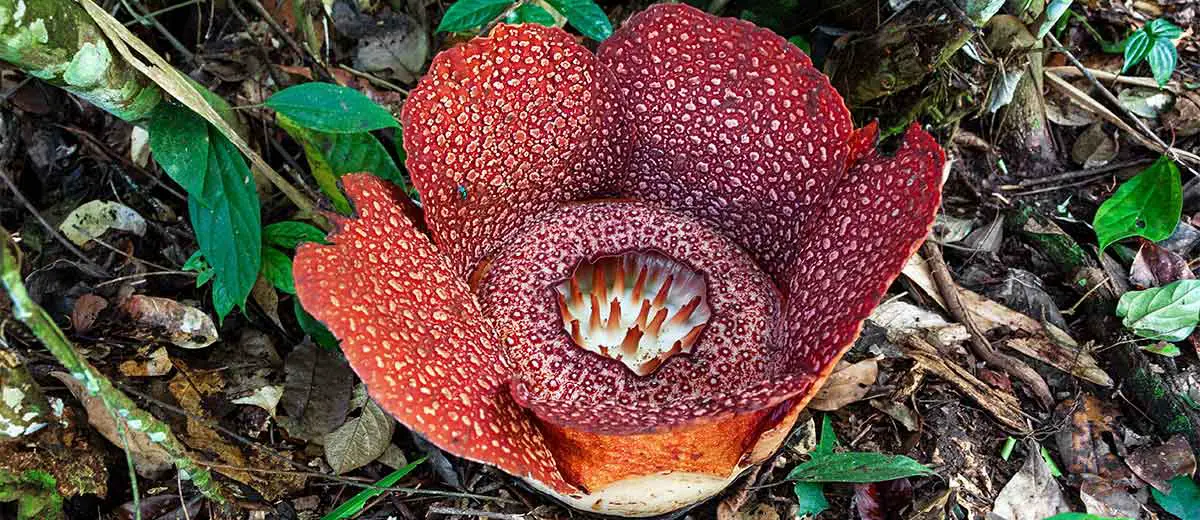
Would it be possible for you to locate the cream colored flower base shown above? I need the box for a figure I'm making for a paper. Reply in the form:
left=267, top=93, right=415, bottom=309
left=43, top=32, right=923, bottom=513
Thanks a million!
left=525, top=467, right=746, bottom=517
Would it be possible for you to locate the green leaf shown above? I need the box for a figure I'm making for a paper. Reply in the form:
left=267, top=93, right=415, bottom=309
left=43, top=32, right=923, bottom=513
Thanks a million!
left=1148, top=38, right=1178, bottom=88
left=1116, top=279, right=1200, bottom=341
left=267, top=83, right=398, bottom=134
left=787, top=452, right=934, bottom=483
left=183, top=250, right=215, bottom=287
left=788, top=35, right=812, bottom=54
left=278, top=114, right=408, bottom=214
left=1093, top=156, right=1181, bottom=251
left=1035, top=0, right=1072, bottom=39
left=1147, top=18, right=1182, bottom=40
left=545, top=0, right=612, bottom=41
left=294, top=299, right=338, bottom=350
left=813, top=415, right=836, bottom=457
left=1122, top=30, right=1153, bottom=73
left=509, top=2, right=557, bottom=25
left=262, top=247, right=295, bottom=295
left=321, top=458, right=425, bottom=520
left=1141, top=341, right=1183, bottom=357
left=190, top=129, right=262, bottom=322
left=264, top=221, right=328, bottom=250
left=148, top=102, right=210, bottom=196
left=1152, top=476, right=1200, bottom=520
left=792, top=482, right=829, bottom=517
left=437, top=0, right=514, bottom=33
left=211, top=276, right=238, bottom=321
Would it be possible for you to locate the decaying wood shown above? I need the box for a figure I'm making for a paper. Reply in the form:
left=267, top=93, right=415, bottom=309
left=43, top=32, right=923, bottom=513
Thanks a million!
left=921, top=242, right=1055, bottom=408
left=901, top=335, right=1031, bottom=433
left=902, top=252, right=1112, bottom=387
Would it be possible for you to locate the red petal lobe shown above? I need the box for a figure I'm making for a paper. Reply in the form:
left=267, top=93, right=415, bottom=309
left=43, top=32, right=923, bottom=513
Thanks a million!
left=293, top=174, right=572, bottom=492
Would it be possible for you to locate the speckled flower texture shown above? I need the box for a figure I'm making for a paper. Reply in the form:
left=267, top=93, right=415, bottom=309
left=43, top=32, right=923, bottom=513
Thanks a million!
left=294, top=4, right=945, bottom=517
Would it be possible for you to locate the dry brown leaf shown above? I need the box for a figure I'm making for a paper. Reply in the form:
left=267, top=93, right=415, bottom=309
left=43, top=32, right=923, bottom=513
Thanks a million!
left=1126, top=435, right=1197, bottom=493
left=117, top=347, right=173, bottom=377
left=1053, top=395, right=1127, bottom=479
left=903, top=256, right=1112, bottom=387
left=808, top=358, right=879, bottom=411
left=71, top=293, right=108, bottom=334
left=1130, top=240, right=1195, bottom=289
left=121, top=295, right=217, bottom=349
left=50, top=371, right=172, bottom=478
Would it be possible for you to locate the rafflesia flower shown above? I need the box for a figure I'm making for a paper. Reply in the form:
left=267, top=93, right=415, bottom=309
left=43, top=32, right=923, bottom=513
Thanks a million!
left=295, top=4, right=944, bottom=517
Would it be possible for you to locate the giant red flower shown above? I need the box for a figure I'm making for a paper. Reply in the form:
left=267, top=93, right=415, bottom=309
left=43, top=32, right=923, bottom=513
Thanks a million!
left=295, top=4, right=944, bottom=516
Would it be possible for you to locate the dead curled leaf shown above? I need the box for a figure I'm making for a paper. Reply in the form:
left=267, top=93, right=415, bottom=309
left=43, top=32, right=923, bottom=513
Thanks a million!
left=50, top=371, right=172, bottom=478
left=280, top=339, right=355, bottom=441
left=1126, top=434, right=1196, bottom=493
left=324, top=399, right=394, bottom=475
left=121, top=295, right=218, bottom=350
left=990, top=443, right=1069, bottom=520
left=808, top=358, right=879, bottom=411
left=1130, top=240, right=1195, bottom=289
left=71, top=293, right=108, bottom=334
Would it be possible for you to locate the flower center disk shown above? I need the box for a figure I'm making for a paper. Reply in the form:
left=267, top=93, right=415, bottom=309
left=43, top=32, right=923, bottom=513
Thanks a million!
left=556, top=252, right=711, bottom=376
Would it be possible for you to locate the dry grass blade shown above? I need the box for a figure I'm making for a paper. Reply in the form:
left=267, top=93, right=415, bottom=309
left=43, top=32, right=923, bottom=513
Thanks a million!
left=1043, top=67, right=1200, bottom=166
left=74, top=0, right=318, bottom=218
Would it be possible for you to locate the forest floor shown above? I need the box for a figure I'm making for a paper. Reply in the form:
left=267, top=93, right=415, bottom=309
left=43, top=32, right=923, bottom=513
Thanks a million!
left=2, top=0, right=1200, bottom=518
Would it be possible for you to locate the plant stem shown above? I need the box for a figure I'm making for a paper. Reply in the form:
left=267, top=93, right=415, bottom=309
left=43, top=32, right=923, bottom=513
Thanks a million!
left=0, top=229, right=226, bottom=503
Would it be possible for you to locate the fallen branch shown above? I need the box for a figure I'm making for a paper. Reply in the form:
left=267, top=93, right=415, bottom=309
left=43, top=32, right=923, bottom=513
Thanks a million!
left=0, top=229, right=225, bottom=503
left=921, top=242, right=1055, bottom=408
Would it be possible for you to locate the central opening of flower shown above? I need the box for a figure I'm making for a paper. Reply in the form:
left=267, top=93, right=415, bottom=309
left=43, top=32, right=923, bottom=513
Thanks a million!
left=554, top=251, right=711, bottom=376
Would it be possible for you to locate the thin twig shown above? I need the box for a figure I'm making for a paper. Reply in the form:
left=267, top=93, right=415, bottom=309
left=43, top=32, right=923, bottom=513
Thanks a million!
left=1005, top=158, right=1154, bottom=188
left=240, top=0, right=332, bottom=80
left=0, top=167, right=112, bottom=277
left=427, top=506, right=528, bottom=519
left=1045, top=33, right=1197, bottom=175
left=921, top=242, right=1054, bottom=408
left=94, top=270, right=197, bottom=289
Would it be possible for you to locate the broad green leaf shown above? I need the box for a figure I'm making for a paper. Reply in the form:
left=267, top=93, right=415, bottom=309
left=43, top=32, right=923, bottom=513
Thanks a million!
left=262, top=247, right=295, bottom=295
left=1147, top=18, right=1182, bottom=40
left=1035, top=0, right=1072, bottom=38
left=267, top=83, right=398, bottom=134
left=211, top=276, right=238, bottom=321
left=1116, top=279, right=1200, bottom=341
left=1122, top=30, right=1152, bottom=73
left=148, top=102, right=210, bottom=196
left=1141, top=341, right=1183, bottom=357
left=1149, top=39, right=1178, bottom=88
left=509, top=2, right=557, bottom=26
left=278, top=114, right=408, bottom=214
left=787, top=452, right=934, bottom=483
left=545, top=0, right=612, bottom=41
left=294, top=299, right=338, bottom=350
left=190, top=130, right=262, bottom=322
left=1152, top=476, right=1200, bottom=520
left=321, top=458, right=425, bottom=520
left=792, top=482, right=829, bottom=517
left=264, top=221, right=328, bottom=250
left=1093, top=156, right=1181, bottom=251
left=437, top=0, right=513, bottom=33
